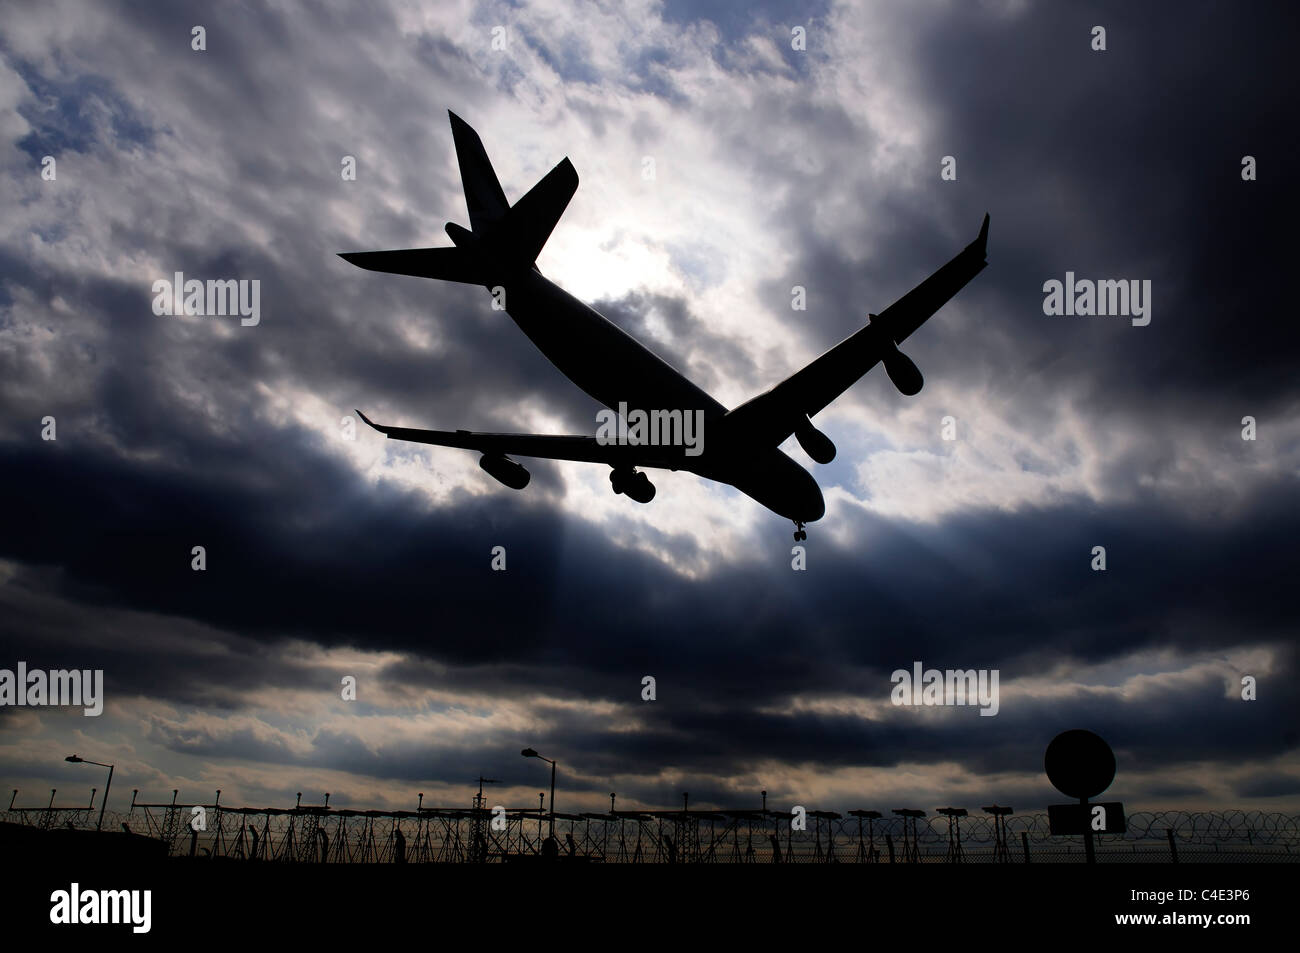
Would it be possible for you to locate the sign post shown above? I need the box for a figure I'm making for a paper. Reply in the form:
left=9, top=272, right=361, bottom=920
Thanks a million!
left=1044, top=729, right=1121, bottom=863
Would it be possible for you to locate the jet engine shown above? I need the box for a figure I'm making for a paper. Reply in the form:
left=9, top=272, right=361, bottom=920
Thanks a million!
left=793, top=416, right=836, bottom=464
left=881, top=341, right=924, bottom=396
left=610, top=467, right=656, bottom=503
left=479, top=453, right=530, bottom=489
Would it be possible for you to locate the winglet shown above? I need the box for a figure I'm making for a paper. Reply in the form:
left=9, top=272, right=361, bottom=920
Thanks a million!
left=967, top=213, right=990, bottom=258
left=355, top=409, right=380, bottom=430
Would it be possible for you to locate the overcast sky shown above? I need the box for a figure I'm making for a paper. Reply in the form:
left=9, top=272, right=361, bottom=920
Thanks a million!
left=1, top=0, right=1297, bottom=819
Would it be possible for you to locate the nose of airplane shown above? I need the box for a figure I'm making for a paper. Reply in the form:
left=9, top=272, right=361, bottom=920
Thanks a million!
left=779, top=460, right=825, bottom=523
left=729, top=453, right=826, bottom=524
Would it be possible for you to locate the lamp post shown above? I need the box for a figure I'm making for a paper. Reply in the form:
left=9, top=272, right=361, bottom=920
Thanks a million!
left=521, top=748, right=556, bottom=840
left=65, top=755, right=113, bottom=832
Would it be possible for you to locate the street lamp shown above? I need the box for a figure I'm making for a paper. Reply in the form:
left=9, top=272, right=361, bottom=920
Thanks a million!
left=66, top=755, right=114, bottom=832
left=521, top=748, right=556, bottom=840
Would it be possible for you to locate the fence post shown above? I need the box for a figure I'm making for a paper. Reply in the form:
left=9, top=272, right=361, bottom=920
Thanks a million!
left=886, top=833, right=895, bottom=864
left=1166, top=829, right=1178, bottom=863
left=1021, top=831, right=1031, bottom=863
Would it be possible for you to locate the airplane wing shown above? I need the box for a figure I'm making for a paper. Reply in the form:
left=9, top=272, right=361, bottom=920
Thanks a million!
left=354, top=410, right=686, bottom=469
left=725, top=213, right=989, bottom=444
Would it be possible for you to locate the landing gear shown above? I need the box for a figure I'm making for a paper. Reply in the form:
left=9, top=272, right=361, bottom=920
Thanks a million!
left=793, top=522, right=807, bottom=542
left=609, top=466, right=656, bottom=504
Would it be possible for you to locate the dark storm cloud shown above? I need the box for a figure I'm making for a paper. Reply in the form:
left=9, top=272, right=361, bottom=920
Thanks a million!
left=1143, top=781, right=1210, bottom=799
left=1235, top=772, right=1300, bottom=800
left=762, top=1, right=1298, bottom=415
left=2, top=422, right=1295, bottom=803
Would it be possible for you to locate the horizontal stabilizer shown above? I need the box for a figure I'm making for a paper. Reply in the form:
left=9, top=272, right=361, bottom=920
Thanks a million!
left=340, top=113, right=577, bottom=286
left=484, top=157, right=577, bottom=268
left=337, top=246, right=489, bottom=285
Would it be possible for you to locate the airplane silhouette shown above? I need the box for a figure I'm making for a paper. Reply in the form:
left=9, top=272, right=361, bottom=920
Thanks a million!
left=342, top=112, right=988, bottom=539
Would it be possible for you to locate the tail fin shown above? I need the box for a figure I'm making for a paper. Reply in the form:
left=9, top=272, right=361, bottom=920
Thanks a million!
left=339, top=111, right=577, bottom=285
left=449, top=110, right=509, bottom=234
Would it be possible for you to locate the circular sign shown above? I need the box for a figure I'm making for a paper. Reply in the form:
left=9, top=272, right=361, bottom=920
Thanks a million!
left=1044, top=729, right=1116, bottom=799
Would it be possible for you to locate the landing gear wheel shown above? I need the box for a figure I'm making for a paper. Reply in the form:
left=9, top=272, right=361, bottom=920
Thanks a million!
left=793, top=522, right=807, bottom=541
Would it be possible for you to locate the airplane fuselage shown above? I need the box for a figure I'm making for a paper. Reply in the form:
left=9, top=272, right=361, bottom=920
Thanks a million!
left=499, top=270, right=826, bottom=523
